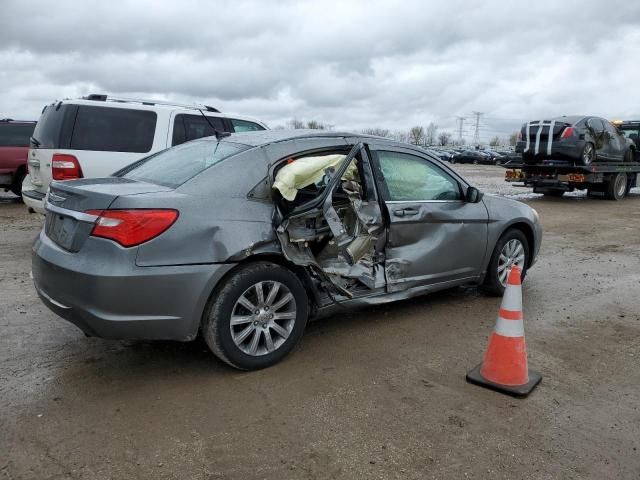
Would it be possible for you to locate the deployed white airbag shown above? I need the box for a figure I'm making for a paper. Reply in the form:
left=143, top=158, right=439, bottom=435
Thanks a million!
left=273, top=154, right=352, bottom=201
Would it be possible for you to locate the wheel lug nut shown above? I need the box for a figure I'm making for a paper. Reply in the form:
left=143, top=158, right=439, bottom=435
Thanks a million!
left=264, top=306, right=269, bottom=311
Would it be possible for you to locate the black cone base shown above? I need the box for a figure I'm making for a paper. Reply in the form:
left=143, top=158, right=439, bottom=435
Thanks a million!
left=466, top=364, right=542, bottom=398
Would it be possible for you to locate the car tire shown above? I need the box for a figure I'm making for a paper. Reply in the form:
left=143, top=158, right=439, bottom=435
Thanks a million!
left=625, top=174, right=636, bottom=196
left=202, top=261, right=309, bottom=370
left=9, top=169, right=25, bottom=198
left=543, top=190, right=565, bottom=198
left=473, top=159, right=479, bottom=165
left=605, top=172, right=628, bottom=201
left=581, top=142, right=595, bottom=166
left=481, top=229, right=530, bottom=297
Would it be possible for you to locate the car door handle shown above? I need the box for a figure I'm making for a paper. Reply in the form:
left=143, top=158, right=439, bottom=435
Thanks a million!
left=393, top=208, right=418, bottom=217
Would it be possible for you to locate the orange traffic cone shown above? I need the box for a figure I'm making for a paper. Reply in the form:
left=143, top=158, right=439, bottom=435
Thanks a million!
left=466, top=265, right=542, bottom=397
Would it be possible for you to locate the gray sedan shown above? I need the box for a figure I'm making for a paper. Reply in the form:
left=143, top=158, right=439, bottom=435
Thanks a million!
left=32, top=130, right=542, bottom=370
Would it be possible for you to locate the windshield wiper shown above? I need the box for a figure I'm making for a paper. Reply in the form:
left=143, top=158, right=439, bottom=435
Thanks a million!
left=30, top=136, right=41, bottom=148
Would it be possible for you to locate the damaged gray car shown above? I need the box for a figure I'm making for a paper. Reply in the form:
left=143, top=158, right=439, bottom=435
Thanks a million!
left=32, top=130, right=542, bottom=370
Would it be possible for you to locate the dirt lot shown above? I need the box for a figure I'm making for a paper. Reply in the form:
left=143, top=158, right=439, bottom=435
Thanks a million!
left=1, top=166, right=639, bottom=479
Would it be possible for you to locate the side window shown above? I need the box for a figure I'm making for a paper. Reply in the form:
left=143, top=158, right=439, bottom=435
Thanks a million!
left=70, top=106, right=157, bottom=153
left=230, top=118, right=265, bottom=133
left=172, top=114, right=225, bottom=146
left=377, top=151, right=461, bottom=201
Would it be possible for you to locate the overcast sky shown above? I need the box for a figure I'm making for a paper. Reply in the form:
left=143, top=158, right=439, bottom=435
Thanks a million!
left=1, top=0, right=639, bottom=142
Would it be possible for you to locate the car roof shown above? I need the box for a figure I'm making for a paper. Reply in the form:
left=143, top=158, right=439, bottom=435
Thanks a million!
left=217, top=129, right=411, bottom=149
left=42, top=98, right=267, bottom=126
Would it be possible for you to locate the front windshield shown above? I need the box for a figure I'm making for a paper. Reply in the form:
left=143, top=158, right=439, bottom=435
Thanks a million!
left=116, top=139, right=250, bottom=188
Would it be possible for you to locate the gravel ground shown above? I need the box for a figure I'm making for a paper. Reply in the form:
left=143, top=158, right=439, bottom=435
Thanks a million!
left=1, top=165, right=639, bottom=479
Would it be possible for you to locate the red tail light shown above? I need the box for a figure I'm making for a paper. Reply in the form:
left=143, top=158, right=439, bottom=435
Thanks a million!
left=52, top=154, right=83, bottom=180
left=561, top=127, right=574, bottom=139
left=85, top=209, right=179, bottom=247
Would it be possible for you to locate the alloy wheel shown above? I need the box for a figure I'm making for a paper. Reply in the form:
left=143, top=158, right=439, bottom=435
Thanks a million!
left=497, top=239, right=526, bottom=287
left=229, top=281, right=297, bottom=356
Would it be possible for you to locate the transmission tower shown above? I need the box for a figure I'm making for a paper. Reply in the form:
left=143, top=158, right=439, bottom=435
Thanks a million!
left=472, top=111, right=483, bottom=146
left=456, top=116, right=466, bottom=144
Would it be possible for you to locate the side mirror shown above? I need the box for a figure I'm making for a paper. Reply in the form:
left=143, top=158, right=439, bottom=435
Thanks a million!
left=466, top=186, right=483, bottom=203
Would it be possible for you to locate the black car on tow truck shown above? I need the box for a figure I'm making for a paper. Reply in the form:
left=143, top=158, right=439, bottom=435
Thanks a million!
left=506, top=118, right=640, bottom=200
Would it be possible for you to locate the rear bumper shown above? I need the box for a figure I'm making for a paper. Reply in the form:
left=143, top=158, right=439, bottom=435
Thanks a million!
left=516, top=140, right=585, bottom=162
left=32, top=230, right=235, bottom=340
left=21, top=176, right=46, bottom=213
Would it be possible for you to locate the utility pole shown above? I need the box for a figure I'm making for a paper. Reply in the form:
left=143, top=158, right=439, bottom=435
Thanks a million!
left=456, top=116, right=466, bottom=144
left=472, top=111, right=483, bottom=146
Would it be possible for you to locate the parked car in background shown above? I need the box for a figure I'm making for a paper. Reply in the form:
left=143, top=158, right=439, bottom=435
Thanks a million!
left=451, top=150, right=497, bottom=165
left=32, top=130, right=542, bottom=370
left=22, top=94, right=268, bottom=213
left=516, top=116, right=636, bottom=166
left=0, top=119, right=36, bottom=197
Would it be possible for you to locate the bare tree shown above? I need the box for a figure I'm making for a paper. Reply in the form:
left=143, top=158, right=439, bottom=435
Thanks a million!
left=509, top=132, right=519, bottom=146
left=408, top=126, right=425, bottom=145
left=489, top=136, right=501, bottom=147
left=438, top=131, right=452, bottom=146
left=306, top=120, right=325, bottom=130
left=425, top=122, right=438, bottom=146
left=287, top=118, right=305, bottom=129
left=392, top=130, right=408, bottom=143
left=361, top=128, right=391, bottom=138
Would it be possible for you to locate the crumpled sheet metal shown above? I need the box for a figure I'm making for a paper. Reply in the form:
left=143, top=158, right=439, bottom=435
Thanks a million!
left=273, top=154, right=357, bottom=201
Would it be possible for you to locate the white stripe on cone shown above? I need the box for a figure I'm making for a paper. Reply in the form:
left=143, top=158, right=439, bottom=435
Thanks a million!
left=501, top=283, right=523, bottom=312
left=495, top=316, right=525, bottom=337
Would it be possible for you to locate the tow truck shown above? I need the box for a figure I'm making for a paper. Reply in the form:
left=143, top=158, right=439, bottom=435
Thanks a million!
left=504, top=120, right=640, bottom=200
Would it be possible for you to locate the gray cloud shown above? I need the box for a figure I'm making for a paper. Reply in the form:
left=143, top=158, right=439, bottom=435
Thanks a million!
left=2, top=0, right=640, bottom=141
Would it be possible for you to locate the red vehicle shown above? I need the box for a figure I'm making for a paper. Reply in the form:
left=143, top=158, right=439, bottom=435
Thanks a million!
left=0, top=119, right=36, bottom=198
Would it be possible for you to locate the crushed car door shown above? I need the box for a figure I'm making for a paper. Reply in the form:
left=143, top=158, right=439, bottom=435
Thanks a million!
left=372, top=148, right=489, bottom=293
left=273, top=143, right=386, bottom=298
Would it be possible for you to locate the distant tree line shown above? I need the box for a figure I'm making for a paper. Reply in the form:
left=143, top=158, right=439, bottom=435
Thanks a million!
left=276, top=118, right=515, bottom=147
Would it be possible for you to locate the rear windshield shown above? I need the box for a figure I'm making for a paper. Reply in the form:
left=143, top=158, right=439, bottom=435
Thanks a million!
left=116, top=139, right=250, bottom=188
left=31, top=103, right=156, bottom=152
left=32, top=104, right=73, bottom=149
left=0, top=123, right=35, bottom=147
left=71, top=106, right=157, bottom=153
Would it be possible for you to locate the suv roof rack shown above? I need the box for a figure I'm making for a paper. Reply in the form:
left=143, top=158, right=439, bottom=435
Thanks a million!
left=82, top=94, right=220, bottom=113
left=0, top=118, right=14, bottom=122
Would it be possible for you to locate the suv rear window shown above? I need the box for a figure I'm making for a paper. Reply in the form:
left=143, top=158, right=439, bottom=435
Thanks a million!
left=116, top=139, right=249, bottom=188
left=0, top=123, right=35, bottom=147
left=32, top=104, right=75, bottom=149
left=70, top=106, right=157, bottom=153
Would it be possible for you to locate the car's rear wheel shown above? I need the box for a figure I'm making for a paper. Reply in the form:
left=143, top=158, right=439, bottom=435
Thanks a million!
left=9, top=169, right=25, bottom=198
left=482, top=229, right=529, bottom=296
left=202, top=262, right=309, bottom=370
left=581, top=143, right=595, bottom=166
left=543, top=189, right=565, bottom=197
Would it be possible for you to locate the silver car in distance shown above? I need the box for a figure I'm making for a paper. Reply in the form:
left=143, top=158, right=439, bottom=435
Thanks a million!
left=32, top=130, right=542, bottom=370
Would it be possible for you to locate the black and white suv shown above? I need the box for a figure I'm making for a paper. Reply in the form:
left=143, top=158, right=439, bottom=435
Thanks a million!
left=22, top=94, right=268, bottom=213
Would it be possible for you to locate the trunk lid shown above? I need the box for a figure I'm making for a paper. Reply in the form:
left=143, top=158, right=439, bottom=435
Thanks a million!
left=44, top=178, right=172, bottom=251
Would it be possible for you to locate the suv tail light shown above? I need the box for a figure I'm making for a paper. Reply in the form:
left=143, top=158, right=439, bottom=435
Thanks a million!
left=52, top=154, right=83, bottom=180
left=561, top=127, right=574, bottom=139
left=85, top=209, right=179, bottom=247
